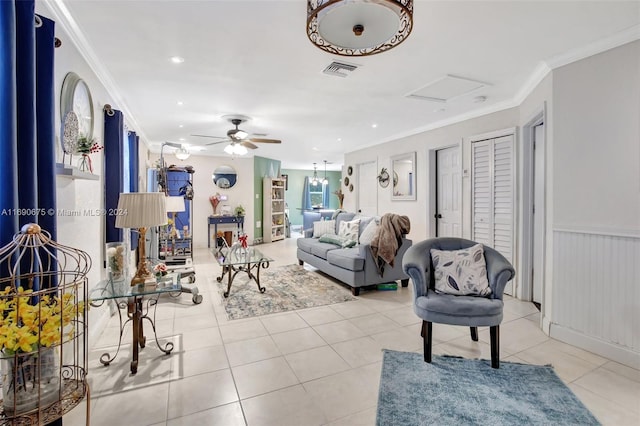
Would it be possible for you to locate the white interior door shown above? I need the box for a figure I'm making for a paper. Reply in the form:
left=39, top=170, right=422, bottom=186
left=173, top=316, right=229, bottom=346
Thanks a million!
left=532, top=124, right=545, bottom=304
left=436, top=146, right=462, bottom=237
left=357, top=161, right=377, bottom=215
left=472, top=134, right=515, bottom=294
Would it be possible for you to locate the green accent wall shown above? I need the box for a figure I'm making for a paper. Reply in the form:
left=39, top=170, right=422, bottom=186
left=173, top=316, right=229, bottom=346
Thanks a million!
left=253, top=156, right=281, bottom=239
left=281, top=169, right=342, bottom=227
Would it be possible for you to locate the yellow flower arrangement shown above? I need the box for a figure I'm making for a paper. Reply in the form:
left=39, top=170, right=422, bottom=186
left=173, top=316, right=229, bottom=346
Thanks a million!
left=0, top=286, right=85, bottom=355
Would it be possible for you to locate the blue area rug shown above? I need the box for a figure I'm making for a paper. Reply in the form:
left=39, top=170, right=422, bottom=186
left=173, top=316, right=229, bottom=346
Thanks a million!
left=376, top=350, right=600, bottom=426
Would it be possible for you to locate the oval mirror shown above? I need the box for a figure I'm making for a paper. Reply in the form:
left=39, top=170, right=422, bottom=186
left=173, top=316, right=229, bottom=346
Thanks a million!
left=212, top=165, right=237, bottom=189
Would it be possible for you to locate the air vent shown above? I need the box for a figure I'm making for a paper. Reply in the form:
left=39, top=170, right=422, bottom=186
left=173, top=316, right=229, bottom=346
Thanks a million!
left=323, top=61, right=358, bottom=78
left=407, top=75, right=490, bottom=103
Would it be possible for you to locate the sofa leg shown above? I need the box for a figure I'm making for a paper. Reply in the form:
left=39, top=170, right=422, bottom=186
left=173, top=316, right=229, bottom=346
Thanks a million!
left=298, top=259, right=303, bottom=266
left=351, top=287, right=360, bottom=296
left=470, top=327, right=478, bottom=341
left=423, top=321, right=432, bottom=363
left=401, top=279, right=409, bottom=287
left=490, top=325, right=499, bottom=369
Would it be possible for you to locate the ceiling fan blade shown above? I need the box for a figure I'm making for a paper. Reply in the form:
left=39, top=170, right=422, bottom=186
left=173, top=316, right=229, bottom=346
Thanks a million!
left=241, top=141, right=259, bottom=150
left=205, top=139, right=231, bottom=146
left=249, top=138, right=281, bottom=144
left=191, top=134, right=226, bottom=139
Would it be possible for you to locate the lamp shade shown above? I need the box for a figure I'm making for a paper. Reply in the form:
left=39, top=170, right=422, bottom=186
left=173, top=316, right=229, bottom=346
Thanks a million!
left=165, top=196, right=186, bottom=214
left=115, top=192, right=167, bottom=229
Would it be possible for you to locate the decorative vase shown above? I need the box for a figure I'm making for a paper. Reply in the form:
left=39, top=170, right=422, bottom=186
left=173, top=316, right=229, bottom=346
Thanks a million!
left=78, top=154, right=92, bottom=173
left=1, top=347, right=60, bottom=415
left=106, top=242, right=127, bottom=284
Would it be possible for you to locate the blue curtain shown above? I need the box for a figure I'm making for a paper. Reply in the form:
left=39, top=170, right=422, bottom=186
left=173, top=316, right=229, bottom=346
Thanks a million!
left=128, top=130, right=139, bottom=248
left=302, top=176, right=312, bottom=210
left=0, top=0, right=57, bottom=246
left=104, top=109, right=124, bottom=243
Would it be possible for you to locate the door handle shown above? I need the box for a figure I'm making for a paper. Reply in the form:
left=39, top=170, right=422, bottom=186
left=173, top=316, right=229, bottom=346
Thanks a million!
left=435, top=214, right=442, bottom=219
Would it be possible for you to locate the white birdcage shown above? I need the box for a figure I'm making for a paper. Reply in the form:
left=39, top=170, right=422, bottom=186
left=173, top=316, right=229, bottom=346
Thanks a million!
left=0, top=223, right=90, bottom=425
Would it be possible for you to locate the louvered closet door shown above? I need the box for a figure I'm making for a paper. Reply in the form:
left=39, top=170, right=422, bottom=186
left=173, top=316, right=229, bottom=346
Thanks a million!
left=472, top=135, right=514, bottom=267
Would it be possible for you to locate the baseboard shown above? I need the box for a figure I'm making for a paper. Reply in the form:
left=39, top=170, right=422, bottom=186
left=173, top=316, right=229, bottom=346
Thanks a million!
left=550, top=323, right=640, bottom=369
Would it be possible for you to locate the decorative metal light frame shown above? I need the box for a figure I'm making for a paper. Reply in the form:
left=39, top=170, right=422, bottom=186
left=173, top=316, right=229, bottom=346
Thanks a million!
left=311, top=163, right=319, bottom=186
left=322, top=160, right=329, bottom=184
left=307, top=0, right=414, bottom=56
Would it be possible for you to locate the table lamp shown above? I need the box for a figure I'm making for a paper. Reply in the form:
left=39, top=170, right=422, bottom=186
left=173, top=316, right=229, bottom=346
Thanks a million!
left=115, top=192, right=167, bottom=285
left=165, top=195, right=186, bottom=255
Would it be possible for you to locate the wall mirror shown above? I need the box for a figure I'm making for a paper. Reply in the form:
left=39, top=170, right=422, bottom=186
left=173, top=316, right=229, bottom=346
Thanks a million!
left=391, top=152, right=416, bottom=201
left=212, top=165, right=237, bottom=189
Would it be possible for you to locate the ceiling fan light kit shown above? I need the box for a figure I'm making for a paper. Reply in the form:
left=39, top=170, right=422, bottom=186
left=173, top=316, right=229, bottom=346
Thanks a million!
left=307, top=0, right=414, bottom=56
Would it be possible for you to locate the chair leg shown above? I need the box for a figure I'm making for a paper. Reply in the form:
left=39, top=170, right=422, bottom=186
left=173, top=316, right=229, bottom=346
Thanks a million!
left=422, top=321, right=432, bottom=363
left=490, top=325, right=500, bottom=369
left=470, top=327, right=478, bottom=341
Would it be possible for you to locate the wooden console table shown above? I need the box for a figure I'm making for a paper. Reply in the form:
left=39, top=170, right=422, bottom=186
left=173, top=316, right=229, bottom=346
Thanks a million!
left=208, top=215, right=244, bottom=248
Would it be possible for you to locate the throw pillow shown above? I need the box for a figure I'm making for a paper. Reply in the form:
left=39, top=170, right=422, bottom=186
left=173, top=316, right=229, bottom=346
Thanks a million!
left=358, top=218, right=379, bottom=245
left=430, top=244, right=491, bottom=296
left=313, top=220, right=336, bottom=238
left=338, top=219, right=360, bottom=246
left=319, top=233, right=357, bottom=248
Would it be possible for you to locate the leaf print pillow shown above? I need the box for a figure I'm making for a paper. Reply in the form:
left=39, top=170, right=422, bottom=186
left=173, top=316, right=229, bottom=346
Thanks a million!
left=430, top=244, right=491, bottom=296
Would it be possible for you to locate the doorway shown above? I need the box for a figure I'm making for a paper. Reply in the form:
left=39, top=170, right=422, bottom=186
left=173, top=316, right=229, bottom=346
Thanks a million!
left=357, top=161, right=377, bottom=215
left=521, top=111, right=546, bottom=305
left=435, top=146, right=462, bottom=237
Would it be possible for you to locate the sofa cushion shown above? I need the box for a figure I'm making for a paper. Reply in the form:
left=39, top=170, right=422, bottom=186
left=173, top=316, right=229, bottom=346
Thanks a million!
left=319, top=233, right=357, bottom=248
left=297, top=237, right=317, bottom=253
left=327, top=248, right=365, bottom=272
left=313, top=220, right=336, bottom=238
left=430, top=243, right=491, bottom=296
left=334, top=212, right=356, bottom=233
left=338, top=219, right=360, bottom=246
left=310, top=241, right=340, bottom=260
left=358, top=218, right=379, bottom=245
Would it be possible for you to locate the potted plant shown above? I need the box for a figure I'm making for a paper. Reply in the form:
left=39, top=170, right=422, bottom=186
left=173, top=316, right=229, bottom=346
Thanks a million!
left=234, top=205, right=245, bottom=217
left=0, top=286, right=86, bottom=414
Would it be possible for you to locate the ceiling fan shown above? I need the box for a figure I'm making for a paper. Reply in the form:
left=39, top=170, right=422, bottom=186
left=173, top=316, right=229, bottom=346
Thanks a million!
left=191, top=117, right=281, bottom=151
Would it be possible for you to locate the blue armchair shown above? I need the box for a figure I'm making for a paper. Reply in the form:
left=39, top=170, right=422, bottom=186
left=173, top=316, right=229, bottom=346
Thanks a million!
left=402, top=238, right=515, bottom=368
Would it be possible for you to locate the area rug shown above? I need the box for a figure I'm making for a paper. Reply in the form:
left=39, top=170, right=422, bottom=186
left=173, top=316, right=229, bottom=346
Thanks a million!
left=376, top=350, right=600, bottom=426
left=217, top=264, right=356, bottom=320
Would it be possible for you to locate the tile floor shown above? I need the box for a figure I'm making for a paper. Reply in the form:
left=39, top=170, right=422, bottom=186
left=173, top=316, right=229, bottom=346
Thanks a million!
left=65, top=236, right=639, bottom=425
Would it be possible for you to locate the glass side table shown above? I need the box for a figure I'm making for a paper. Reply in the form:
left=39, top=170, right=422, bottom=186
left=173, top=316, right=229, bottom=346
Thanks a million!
left=89, top=273, right=181, bottom=374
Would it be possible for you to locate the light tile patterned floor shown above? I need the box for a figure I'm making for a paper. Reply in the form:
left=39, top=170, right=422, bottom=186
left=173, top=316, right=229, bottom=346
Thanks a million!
left=65, top=236, right=640, bottom=425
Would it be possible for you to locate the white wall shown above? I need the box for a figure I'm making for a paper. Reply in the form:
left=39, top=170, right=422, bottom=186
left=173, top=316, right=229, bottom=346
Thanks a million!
left=343, top=41, right=640, bottom=367
left=549, top=41, right=640, bottom=367
left=149, top=154, right=255, bottom=249
left=344, top=108, right=519, bottom=241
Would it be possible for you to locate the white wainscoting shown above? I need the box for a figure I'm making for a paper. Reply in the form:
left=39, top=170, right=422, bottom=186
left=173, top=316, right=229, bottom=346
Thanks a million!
left=551, top=227, right=640, bottom=368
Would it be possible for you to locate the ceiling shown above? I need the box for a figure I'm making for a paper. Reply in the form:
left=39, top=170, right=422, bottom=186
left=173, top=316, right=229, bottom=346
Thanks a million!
left=41, top=1, right=639, bottom=170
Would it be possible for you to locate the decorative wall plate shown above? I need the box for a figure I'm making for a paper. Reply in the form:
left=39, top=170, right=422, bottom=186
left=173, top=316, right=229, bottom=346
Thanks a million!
left=347, top=166, right=353, bottom=176
left=349, top=183, right=354, bottom=192
left=62, top=111, right=79, bottom=154
left=344, top=177, right=350, bottom=186
left=377, top=168, right=390, bottom=188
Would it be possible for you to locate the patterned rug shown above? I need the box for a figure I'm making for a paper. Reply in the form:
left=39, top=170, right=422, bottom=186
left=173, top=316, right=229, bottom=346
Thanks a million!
left=376, top=350, right=599, bottom=425
left=217, top=264, right=356, bottom=320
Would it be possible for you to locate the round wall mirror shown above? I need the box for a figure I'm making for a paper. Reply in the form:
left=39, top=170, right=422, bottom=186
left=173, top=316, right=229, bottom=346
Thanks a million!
left=212, top=165, right=237, bottom=189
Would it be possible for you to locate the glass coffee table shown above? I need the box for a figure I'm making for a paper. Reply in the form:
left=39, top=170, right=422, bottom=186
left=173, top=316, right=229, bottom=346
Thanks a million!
left=213, top=247, right=274, bottom=297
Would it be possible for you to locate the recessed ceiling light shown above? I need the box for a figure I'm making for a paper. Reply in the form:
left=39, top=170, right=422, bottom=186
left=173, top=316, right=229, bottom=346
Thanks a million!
left=178, top=124, right=184, bottom=128
left=179, top=138, right=185, bottom=141
left=372, top=123, right=378, bottom=128
left=337, top=138, right=342, bottom=142
left=473, top=95, right=487, bottom=103
left=170, top=56, right=184, bottom=64
left=177, top=101, right=183, bottom=106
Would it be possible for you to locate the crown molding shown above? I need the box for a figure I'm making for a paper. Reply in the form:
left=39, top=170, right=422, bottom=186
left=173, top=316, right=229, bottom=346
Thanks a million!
left=545, top=24, right=640, bottom=70
left=43, top=0, right=149, bottom=147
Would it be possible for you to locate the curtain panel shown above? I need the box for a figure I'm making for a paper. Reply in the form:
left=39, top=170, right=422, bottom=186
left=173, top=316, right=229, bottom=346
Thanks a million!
left=0, top=0, right=57, bottom=247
